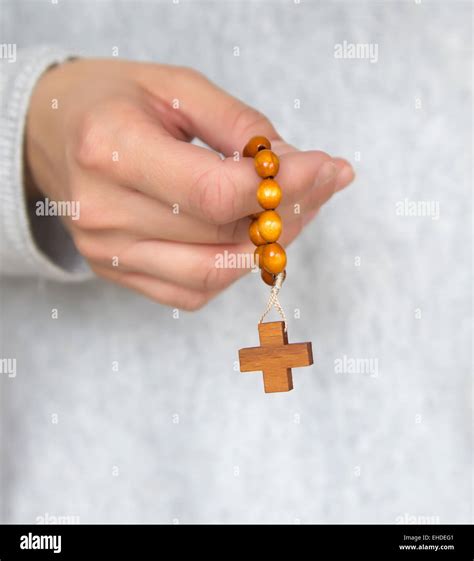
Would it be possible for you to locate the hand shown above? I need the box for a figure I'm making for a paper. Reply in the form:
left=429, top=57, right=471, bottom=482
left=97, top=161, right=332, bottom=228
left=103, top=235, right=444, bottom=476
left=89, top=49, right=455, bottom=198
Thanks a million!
left=26, top=59, right=354, bottom=309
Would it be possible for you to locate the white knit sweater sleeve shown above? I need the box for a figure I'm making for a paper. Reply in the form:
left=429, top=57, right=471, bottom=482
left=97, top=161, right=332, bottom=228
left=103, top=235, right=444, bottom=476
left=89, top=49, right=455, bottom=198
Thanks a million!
left=0, top=46, right=92, bottom=281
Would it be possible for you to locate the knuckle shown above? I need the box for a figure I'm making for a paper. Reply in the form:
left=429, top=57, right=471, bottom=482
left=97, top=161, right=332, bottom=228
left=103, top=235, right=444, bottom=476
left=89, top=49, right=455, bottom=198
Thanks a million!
left=89, top=263, right=109, bottom=280
left=88, top=263, right=103, bottom=279
left=175, top=65, right=207, bottom=83
left=215, top=217, right=249, bottom=244
left=315, top=150, right=331, bottom=160
left=192, top=165, right=237, bottom=225
left=201, top=251, right=241, bottom=291
left=216, top=219, right=238, bottom=244
left=178, top=290, right=209, bottom=312
left=72, top=99, right=144, bottom=171
left=172, top=65, right=209, bottom=85
left=229, top=103, right=274, bottom=140
left=201, top=260, right=222, bottom=292
left=73, top=111, right=111, bottom=170
left=73, top=233, right=102, bottom=262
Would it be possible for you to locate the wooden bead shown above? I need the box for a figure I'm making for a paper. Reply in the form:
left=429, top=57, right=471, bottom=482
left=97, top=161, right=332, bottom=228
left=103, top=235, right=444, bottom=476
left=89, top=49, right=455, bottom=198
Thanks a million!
left=261, top=269, right=275, bottom=286
left=243, top=136, right=271, bottom=158
left=254, top=149, right=280, bottom=178
left=249, top=219, right=266, bottom=246
left=254, top=246, right=264, bottom=269
left=257, top=179, right=282, bottom=210
left=262, top=242, right=287, bottom=274
left=257, top=210, right=282, bottom=243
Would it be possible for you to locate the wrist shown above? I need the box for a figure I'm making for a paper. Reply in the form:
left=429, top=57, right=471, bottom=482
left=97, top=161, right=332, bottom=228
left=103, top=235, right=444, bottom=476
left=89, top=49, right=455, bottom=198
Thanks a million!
left=24, top=59, right=74, bottom=201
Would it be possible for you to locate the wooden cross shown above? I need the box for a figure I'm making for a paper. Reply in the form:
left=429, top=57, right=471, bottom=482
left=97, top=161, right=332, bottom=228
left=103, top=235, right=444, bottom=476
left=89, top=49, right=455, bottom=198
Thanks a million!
left=238, top=321, right=313, bottom=393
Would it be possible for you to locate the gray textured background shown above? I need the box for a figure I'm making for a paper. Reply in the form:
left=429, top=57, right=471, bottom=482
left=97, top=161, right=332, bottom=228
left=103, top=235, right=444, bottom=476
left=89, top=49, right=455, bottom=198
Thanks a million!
left=0, top=0, right=472, bottom=523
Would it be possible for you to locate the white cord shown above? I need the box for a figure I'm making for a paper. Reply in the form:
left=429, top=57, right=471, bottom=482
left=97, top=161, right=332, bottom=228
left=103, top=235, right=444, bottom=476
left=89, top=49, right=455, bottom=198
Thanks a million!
left=259, top=271, right=287, bottom=331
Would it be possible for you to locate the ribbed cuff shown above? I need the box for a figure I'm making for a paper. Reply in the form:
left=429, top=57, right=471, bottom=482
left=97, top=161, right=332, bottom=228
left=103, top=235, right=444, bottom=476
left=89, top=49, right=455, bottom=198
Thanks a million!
left=0, top=46, right=92, bottom=282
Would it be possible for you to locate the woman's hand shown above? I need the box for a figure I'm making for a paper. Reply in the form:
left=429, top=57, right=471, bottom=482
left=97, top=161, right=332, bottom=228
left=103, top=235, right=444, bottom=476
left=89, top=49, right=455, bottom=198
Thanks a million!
left=26, top=58, right=354, bottom=309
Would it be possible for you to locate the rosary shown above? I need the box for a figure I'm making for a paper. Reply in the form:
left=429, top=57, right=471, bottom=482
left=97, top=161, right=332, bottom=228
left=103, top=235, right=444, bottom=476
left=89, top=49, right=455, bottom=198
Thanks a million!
left=238, top=136, right=314, bottom=393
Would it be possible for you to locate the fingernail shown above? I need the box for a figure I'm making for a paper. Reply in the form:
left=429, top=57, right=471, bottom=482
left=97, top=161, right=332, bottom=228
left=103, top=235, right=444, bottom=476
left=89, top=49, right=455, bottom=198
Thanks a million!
left=314, top=160, right=338, bottom=189
left=334, top=165, right=355, bottom=191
